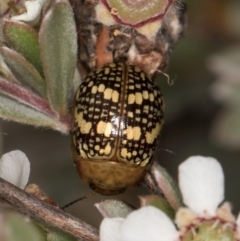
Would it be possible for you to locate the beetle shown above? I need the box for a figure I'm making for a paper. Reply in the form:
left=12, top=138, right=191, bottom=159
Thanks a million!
left=71, top=62, right=164, bottom=195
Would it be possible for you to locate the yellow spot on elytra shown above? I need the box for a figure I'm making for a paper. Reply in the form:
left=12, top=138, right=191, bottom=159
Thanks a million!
left=125, top=126, right=133, bottom=140
left=136, top=109, right=140, bottom=114
left=88, top=81, right=94, bottom=87
left=135, top=92, right=143, bottom=105
left=149, top=93, right=154, bottom=102
left=122, top=140, right=127, bottom=144
left=104, top=88, right=113, bottom=100
left=136, top=84, right=141, bottom=89
left=140, top=158, right=149, bottom=167
left=143, top=91, right=149, bottom=99
left=128, top=112, right=133, bottom=118
left=128, top=94, right=135, bottom=104
left=104, top=67, right=110, bottom=74
left=133, top=127, right=141, bottom=141
left=145, top=123, right=161, bottom=144
left=82, top=86, right=87, bottom=93
left=116, top=76, right=121, bottom=82
left=91, top=86, right=98, bottom=94
left=75, top=89, right=80, bottom=99
left=97, top=121, right=106, bottom=134
left=134, top=66, right=141, bottom=72
left=104, top=122, right=112, bottom=137
left=109, top=63, right=116, bottom=68
left=98, top=84, right=105, bottom=92
left=82, top=122, right=92, bottom=134
left=83, top=143, right=88, bottom=150
left=121, top=148, right=127, bottom=158
left=129, top=85, right=134, bottom=90
left=112, top=90, right=119, bottom=102
left=76, top=112, right=92, bottom=134
left=143, top=106, right=149, bottom=113
left=104, top=143, right=111, bottom=155
left=140, top=72, right=146, bottom=80
left=80, top=150, right=87, bottom=158
left=109, top=111, right=114, bottom=116
left=95, top=145, right=100, bottom=151
left=133, top=151, right=137, bottom=156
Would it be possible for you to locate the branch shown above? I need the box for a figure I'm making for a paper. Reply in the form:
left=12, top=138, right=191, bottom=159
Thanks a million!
left=0, top=177, right=99, bottom=241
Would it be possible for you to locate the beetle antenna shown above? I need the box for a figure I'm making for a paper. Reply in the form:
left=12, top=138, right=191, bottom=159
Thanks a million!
left=61, top=191, right=95, bottom=210
left=156, top=69, right=176, bottom=86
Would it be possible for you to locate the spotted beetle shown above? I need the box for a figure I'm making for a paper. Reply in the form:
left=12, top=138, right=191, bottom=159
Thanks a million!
left=71, top=62, right=164, bottom=195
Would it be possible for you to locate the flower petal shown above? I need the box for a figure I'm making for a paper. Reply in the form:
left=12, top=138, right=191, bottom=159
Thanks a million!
left=179, top=156, right=224, bottom=216
left=0, top=150, right=30, bottom=189
left=100, top=217, right=124, bottom=241
left=121, top=206, right=179, bottom=241
left=11, top=0, right=46, bottom=25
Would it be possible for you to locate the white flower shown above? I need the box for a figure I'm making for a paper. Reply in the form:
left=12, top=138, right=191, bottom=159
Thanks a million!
left=0, top=150, right=30, bottom=189
left=178, top=156, right=224, bottom=217
left=100, top=206, right=179, bottom=241
left=11, top=0, right=46, bottom=25
left=100, top=156, right=229, bottom=241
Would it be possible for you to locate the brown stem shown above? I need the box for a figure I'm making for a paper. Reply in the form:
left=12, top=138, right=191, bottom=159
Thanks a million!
left=0, top=177, right=99, bottom=241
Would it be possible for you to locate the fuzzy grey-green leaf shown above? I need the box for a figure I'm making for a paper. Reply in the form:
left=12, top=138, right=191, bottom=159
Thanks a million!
left=3, top=20, right=44, bottom=77
left=151, top=163, right=183, bottom=210
left=0, top=47, right=47, bottom=99
left=47, top=229, right=78, bottom=241
left=0, top=77, right=58, bottom=117
left=140, top=195, right=175, bottom=220
left=0, top=94, right=69, bottom=133
left=4, top=213, right=45, bottom=241
left=95, top=200, right=134, bottom=218
left=39, top=0, right=77, bottom=117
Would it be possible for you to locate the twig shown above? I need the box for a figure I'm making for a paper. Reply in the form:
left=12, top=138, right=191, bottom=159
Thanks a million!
left=0, top=177, right=99, bottom=241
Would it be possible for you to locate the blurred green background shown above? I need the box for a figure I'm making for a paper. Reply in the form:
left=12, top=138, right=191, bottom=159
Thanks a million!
left=1, top=0, right=240, bottom=227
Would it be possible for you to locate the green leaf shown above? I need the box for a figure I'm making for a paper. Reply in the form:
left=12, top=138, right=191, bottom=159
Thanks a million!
left=95, top=200, right=134, bottom=218
left=47, top=229, right=78, bottom=241
left=0, top=54, right=16, bottom=82
left=39, top=0, right=77, bottom=117
left=0, top=77, right=57, bottom=117
left=150, top=163, right=183, bottom=210
left=0, top=47, right=47, bottom=99
left=0, top=94, right=69, bottom=133
left=4, top=213, right=46, bottom=241
left=3, top=20, right=44, bottom=77
left=140, top=195, right=175, bottom=220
